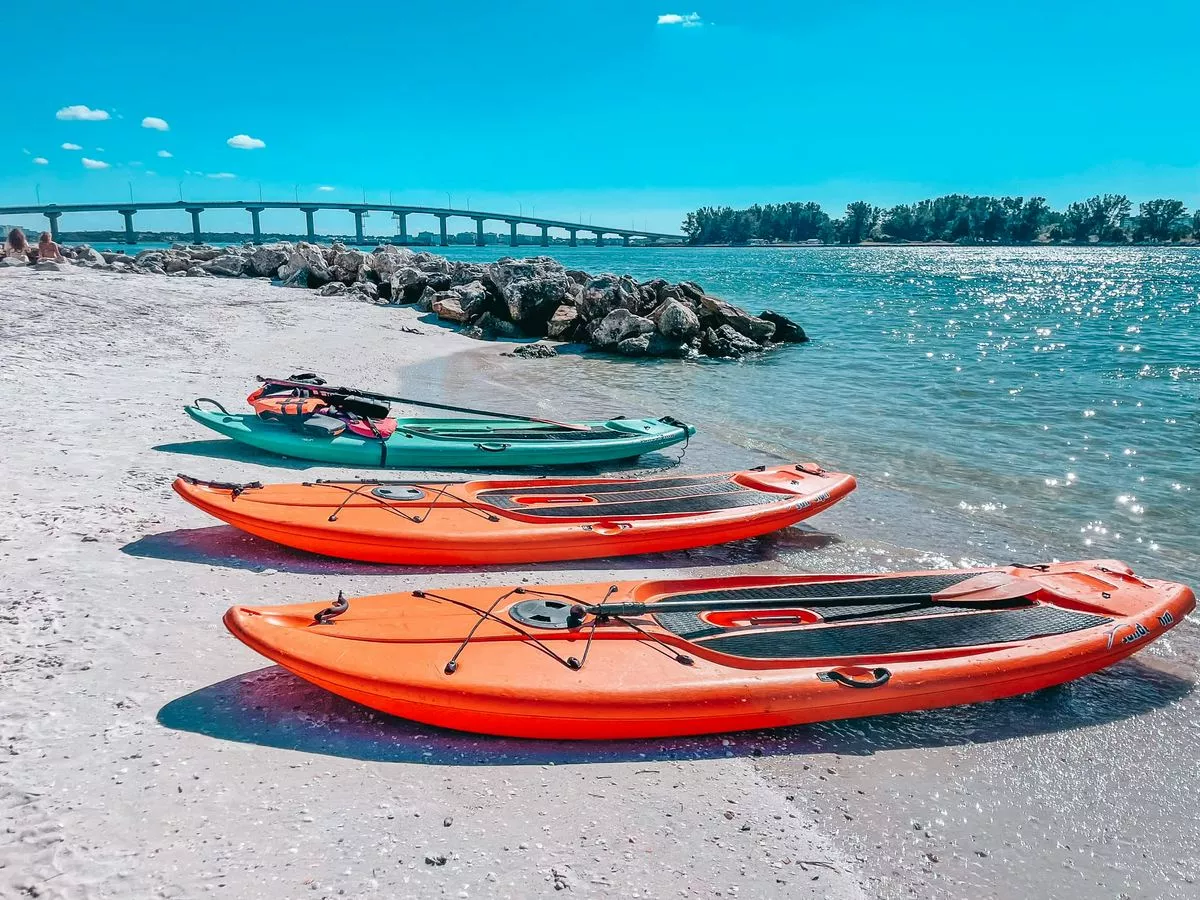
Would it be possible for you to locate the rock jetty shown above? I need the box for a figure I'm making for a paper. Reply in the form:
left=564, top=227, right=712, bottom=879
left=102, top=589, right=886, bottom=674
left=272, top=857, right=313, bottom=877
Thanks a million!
left=49, top=241, right=808, bottom=359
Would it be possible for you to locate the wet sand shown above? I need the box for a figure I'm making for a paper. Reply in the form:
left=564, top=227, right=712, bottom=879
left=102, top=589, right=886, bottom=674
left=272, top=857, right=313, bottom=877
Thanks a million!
left=0, top=266, right=866, bottom=899
left=1, top=265, right=1194, bottom=899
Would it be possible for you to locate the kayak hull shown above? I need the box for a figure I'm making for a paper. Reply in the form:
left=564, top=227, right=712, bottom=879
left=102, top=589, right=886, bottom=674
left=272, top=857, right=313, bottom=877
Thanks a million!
left=184, top=405, right=694, bottom=468
left=173, top=465, right=856, bottom=565
left=223, top=560, right=1194, bottom=740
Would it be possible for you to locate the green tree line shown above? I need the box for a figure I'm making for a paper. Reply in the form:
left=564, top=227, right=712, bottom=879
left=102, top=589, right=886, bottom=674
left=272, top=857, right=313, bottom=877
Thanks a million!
left=682, top=195, right=1199, bottom=245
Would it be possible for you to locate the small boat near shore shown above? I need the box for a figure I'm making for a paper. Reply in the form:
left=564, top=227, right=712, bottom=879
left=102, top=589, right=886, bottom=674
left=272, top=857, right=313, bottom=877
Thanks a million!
left=174, top=464, right=855, bottom=565
left=223, top=560, right=1194, bottom=740
left=184, top=375, right=695, bottom=468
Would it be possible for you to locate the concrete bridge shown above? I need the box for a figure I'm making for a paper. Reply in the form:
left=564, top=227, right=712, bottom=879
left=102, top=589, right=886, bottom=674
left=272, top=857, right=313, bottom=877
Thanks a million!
left=0, top=200, right=683, bottom=248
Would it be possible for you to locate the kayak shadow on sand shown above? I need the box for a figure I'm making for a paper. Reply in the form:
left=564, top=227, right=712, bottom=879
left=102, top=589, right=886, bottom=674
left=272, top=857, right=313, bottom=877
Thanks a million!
left=157, top=660, right=1193, bottom=767
left=153, top=439, right=322, bottom=471
left=121, top=523, right=840, bottom=576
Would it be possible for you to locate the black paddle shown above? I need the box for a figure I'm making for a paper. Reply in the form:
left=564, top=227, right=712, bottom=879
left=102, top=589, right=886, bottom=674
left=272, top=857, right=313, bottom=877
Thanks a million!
left=565, top=572, right=1041, bottom=627
left=257, top=374, right=591, bottom=431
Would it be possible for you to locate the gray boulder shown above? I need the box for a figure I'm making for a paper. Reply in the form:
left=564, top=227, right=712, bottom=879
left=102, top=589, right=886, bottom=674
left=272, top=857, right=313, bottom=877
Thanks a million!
left=432, top=293, right=470, bottom=323
left=134, top=250, right=164, bottom=267
left=678, top=281, right=706, bottom=303
left=450, top=280, right=489, bottom=318
left=277, top=243, right=331, bottom=287
left=34, top=260, right=64, bottom=272
left=370, top=245, right=416, bottom=281
left=204, top=254, right=246, bottom=277
left=652, top=298, right=701, bottom=342
left=701, top=324, right=761, bottom=358
left=759, top=309, right=808, bottom=343
left=488, top=257, right=570, bottom=330
left=589, top=308, right=655, bottom=349
left=189, top=246, right=221, bottom=262
left=317, top=282, right=348, bottom=296
left=347, top=281, right=379, bottom=302
left=545, top=305, right=579, bottom=341
left=185, top=266, right=212, bottom=278
left=162, top=255, right=190, bottom=274
left=699, top=295, right=775, bottom=343
left=578, top=275, right=641, bottom=321
left=414, top=285, right=437, bottom=312
left=388, top=267, right=429, bottom=303
left=332, top=248, right=366, bottom=282
left=450, top=261, right=488, bottom=286
left=646, top=332, right=691, bottom=358
left=248, top=246, right=289, bottom=278
left=72, top=245, right=106, bottom=267
left=476, top=311, right=523, bottom=339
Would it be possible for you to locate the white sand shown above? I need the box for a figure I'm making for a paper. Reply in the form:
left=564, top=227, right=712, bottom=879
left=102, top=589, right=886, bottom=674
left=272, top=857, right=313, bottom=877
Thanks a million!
left=0, top=267, right=867, bottom=899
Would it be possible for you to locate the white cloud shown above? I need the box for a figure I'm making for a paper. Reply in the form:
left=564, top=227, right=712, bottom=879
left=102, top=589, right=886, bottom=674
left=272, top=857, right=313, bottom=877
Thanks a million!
left=157, top=150, right=173, bottom=158
left=146, top=170, right=157, bottom=176
left=33, top=157, right=49, bottom=165
left=184, top=169, right=202, bottom=176
left=21, top=148, right=30, bottom=155
left=207, top=172, right=236, bottom=179
left=226, top=134, right=265, bottom=150
left=657, top=12, right=702, bottom=26
left=130, top=161, right=144, bottom=167
left=141, top=116, right=169, bottom=131
left=81, top=157, right=110, bottom=169
left=95, top=147, right=105, bottom=152
left=317, top=185, right=335, bottom=192
left=61, top=142, right=82, bottom=151
left=56, top=105, right=110, bottom=121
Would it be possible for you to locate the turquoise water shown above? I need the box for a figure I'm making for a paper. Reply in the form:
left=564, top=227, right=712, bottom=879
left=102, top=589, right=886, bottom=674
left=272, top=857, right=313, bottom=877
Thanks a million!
left=444, top=245, right=1199, bottom=583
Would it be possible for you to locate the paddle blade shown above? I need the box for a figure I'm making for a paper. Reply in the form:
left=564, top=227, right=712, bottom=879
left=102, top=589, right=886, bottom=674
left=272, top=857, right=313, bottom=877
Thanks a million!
left=932, top=572, right=1042, bottom=604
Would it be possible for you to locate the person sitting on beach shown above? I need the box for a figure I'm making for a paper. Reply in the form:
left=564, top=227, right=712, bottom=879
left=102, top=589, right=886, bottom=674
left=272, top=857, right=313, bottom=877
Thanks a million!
left=36, top=231, right=65, bottom=263
left=3, top=227, right=30, bottom=265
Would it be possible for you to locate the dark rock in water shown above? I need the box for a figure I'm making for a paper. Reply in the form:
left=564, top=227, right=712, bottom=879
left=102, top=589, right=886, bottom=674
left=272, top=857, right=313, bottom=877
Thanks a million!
left=247, top=246, right=288, bottom=278
left=545, top=305, right=579, bottom=341
left=616, top=334, right=651, bottom=356
left=431, top=292, right=470, bottom=323
left=699, top=295, right=775, bottom=343
left=503, top=342, right=558, bottom=359
left=204, top=254, right=246, bottom=277
left=652, top=298, right=701, bottom=342
left=476, top=311, right=523, bottom=339
left=646, top=332, right=691, bottom=358
left=702, top=324, right=762, bottom=358
left=678, top=281, right=706, bottom=303
left=590, top=308, right=656, bottom=349
left=317, top=281, right=347, bottom=296
left=759, top=309, right=808, bottom=343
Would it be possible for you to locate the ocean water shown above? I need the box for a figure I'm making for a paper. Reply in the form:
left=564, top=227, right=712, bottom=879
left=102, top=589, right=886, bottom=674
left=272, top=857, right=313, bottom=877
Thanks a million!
left=436, top=244, right=1199, bottom=585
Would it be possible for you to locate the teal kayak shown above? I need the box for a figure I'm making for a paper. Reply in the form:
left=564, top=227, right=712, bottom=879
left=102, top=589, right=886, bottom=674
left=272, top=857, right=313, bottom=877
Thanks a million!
left=184, top=405, right=695, bottom=468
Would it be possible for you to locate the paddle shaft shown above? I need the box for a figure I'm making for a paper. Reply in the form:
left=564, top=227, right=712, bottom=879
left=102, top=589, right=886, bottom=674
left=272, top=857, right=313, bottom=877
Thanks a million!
left=258, top=376, right=586, bottom=430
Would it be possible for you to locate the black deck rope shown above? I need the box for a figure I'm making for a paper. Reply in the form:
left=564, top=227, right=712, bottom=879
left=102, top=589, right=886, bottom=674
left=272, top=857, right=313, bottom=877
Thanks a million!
left=175, top=473, right=263, bottom=498
left=312, top=591, right=349, bottom=625
left=609, top=614, right=695, bottom=666
left=412, top=588, right=587, bottom=673
left=305, top=482, right=501, bottom=526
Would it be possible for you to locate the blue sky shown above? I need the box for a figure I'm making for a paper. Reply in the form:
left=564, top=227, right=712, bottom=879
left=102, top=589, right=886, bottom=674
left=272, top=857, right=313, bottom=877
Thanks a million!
left=3, top=0, right=1198, bottom=235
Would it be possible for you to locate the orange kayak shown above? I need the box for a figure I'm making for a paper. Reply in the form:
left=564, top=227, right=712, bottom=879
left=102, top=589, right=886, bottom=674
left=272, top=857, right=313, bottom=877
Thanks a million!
left=173, top=464, right=855, bottom=565
left=223, top=559, right=1194, bottom=739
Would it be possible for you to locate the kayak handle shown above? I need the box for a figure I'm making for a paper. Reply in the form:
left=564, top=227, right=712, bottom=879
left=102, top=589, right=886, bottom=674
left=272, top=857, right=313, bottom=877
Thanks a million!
left=819, top=667, right=891, bottom=689
left=475, top=442, right=511, bottom=452
left=193, top=397, right=230, bottom=415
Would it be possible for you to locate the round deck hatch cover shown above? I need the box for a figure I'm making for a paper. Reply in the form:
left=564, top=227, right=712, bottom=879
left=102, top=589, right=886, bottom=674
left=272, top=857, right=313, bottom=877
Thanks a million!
left=509, top=598, right=577, bottom=629
left=371, top=486, right=426, bottom=501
